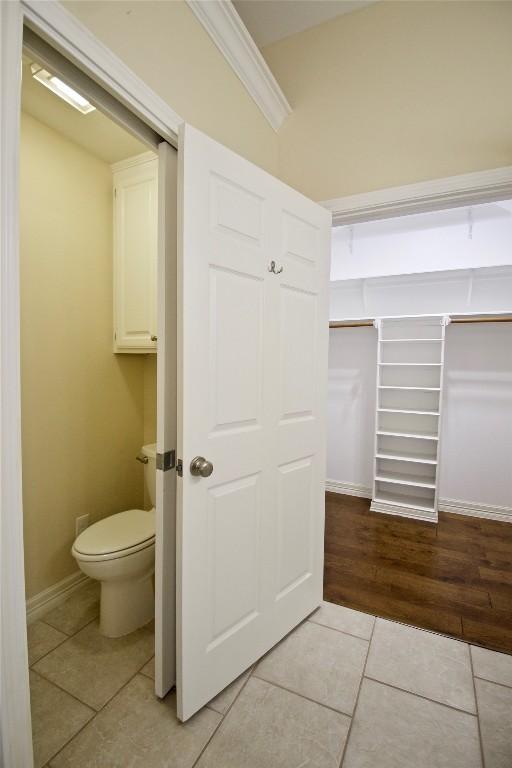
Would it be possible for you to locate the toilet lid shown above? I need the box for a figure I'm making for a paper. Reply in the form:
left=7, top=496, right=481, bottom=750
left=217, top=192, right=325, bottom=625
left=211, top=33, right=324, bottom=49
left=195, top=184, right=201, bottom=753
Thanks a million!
left=73, top=509, right=155, bottom=557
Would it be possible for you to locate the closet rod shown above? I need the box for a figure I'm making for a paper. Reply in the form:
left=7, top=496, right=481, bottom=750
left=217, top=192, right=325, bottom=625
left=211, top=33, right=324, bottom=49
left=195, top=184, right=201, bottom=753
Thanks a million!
left=329, top=316, right=512, bottom=329
left=450, top=316, right=512, bottom=324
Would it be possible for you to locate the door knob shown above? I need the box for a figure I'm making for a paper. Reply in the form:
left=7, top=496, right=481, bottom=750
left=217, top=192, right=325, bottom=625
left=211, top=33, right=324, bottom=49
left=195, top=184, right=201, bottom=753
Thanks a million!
left=190, top=456, right=214, bottom=478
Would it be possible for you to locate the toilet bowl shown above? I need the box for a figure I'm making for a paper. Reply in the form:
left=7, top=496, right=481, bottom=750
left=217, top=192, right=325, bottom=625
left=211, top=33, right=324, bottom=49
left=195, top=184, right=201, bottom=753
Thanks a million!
left=72, top=444, right=157, bottom=638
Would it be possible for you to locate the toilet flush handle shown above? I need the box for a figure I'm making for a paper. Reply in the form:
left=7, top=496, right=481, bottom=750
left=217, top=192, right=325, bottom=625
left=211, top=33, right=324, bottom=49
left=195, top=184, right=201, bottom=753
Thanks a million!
left=136, top=453, right=148, bottom=464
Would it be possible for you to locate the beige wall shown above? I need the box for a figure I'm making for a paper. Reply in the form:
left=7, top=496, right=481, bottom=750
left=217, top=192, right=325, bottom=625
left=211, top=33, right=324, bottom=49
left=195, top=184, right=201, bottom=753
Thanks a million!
left=263, top=1, right=512, bottom=201
left=63, top=0, right=279, bottom=176
left=20, top=112, right=149, bottom=598
left=143, top=357, right=157, bottom=445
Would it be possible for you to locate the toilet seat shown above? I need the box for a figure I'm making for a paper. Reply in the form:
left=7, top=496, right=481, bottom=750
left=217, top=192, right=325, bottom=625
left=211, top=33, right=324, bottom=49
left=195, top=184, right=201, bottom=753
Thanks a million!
left=72, top=508, right=155, bottom=563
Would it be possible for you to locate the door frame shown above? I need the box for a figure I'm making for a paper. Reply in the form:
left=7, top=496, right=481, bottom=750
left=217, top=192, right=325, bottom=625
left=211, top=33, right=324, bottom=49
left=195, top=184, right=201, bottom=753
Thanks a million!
left=0, top=2, right=185, bottom=764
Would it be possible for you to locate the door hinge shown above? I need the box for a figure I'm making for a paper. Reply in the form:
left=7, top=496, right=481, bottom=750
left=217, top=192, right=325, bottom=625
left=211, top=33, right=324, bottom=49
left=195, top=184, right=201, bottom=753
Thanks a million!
left=176, top=459, right=183, bottom=477
left=156, top=449, right=175, bottom=472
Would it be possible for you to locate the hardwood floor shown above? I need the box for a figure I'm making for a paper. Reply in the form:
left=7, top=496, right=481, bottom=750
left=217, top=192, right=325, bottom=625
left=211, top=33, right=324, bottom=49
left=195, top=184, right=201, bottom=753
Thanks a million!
left=324, top=492, right=512, bottom=654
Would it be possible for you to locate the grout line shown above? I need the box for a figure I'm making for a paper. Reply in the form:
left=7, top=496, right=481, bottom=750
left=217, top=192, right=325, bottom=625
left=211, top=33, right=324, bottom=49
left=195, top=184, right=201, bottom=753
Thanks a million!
left=29, top=630, right=71, bottom=669
left=30, top=667, right=98, bottom=714
left=46, top=648, right=156, bottom=766
left=321, top=599, right=379, bottom=624
left=473, top=675, right=512, bottom=692
left=338, top=614, right=376, bottom=767
left=191, top=668, right=255, bottom=767
left=30, top=615, right=99, bottom=673
left=469, top=647, right=486, bottom=768
left=46, top=710, right=96, bottom=768
left=307, top=617, right=374, bottom=643
left=250, top=672, right=355, bottom=719
left=363, top=675, right=479, bottom=717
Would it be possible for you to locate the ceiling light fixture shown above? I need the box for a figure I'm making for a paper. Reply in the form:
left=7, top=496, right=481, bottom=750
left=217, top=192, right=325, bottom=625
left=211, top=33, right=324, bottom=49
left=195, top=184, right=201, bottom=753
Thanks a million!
left=30, top=63, right=96, bottom=115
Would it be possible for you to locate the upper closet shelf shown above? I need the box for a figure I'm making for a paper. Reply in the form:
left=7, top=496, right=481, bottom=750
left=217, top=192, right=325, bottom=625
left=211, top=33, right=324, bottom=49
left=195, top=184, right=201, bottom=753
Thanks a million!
left=378, top=362, right=442, bottom=366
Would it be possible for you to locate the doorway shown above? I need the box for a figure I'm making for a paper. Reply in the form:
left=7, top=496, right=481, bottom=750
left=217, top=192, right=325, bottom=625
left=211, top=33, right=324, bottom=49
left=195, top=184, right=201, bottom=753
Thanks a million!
left=20, top=47, right=165, bottom=767
left=325, top=201, right=512, bottom=654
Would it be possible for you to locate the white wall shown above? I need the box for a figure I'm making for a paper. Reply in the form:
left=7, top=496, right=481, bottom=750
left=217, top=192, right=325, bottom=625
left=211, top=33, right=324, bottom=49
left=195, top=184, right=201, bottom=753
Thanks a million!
left=441, top=323, right=512, bottom=508
left=327, top=316, right=512, bottom=512
left=327, top=327, right=376, bottom=492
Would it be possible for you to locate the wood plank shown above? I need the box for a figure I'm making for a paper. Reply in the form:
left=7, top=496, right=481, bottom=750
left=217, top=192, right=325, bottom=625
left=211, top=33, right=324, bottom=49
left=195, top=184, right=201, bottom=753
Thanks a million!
left=324, top=493, right=512, bottom=654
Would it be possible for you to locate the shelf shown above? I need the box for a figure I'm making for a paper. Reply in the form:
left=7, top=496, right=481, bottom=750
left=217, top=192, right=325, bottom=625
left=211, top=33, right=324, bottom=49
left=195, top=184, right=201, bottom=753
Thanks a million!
left=380, top=338, right=442, bottom=343
left=375, top=471, right=436, bottom=489
left=378, top=362, right=442, bottom=367
left=377, top=430, right=438, bottom=440
left=378, top=408, right=440, bottom=416
left=379, top=386, right=441, bottom=391
left=373, top=490, right=435, bottom=514
left=376, top=450, right=437, bottom=465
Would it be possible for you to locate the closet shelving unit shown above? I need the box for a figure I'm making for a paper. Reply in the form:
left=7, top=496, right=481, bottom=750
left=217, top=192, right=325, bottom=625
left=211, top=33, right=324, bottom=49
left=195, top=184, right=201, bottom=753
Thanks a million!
left=370, top=315, right=449, bottom=522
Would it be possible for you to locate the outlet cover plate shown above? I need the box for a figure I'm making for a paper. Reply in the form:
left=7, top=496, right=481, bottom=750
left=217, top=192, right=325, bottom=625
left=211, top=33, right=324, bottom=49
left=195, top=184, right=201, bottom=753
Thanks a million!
left=75, top=514, right=90, bottom=537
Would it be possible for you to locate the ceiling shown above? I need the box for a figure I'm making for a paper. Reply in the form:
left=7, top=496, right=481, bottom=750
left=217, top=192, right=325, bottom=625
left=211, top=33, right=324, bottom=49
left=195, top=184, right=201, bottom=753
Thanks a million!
left=233, top=0, right=376, bottom=48
left=21, top=56, right=147, bottom=165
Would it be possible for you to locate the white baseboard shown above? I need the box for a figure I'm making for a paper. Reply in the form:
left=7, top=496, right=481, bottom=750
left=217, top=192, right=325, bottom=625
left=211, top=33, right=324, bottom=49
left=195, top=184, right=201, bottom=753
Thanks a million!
left=370, top=499, right=437, bottom=523
left=325, top=480, right=512, bottom=524
left=26, top=571, right=90, bottom=625
left=438, top=498, right=512, bottom=524
left=325, top=480, right=372, bottom=498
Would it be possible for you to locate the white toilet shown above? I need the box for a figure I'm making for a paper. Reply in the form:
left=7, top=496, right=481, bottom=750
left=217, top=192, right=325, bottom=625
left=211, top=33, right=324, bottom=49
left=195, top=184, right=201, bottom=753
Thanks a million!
left=72, top=443, right=157, bottom=638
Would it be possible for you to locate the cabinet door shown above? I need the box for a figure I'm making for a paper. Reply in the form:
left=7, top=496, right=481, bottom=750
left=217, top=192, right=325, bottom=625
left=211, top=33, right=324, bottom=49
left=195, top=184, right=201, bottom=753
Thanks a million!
left=113, top=158, right=157, bottom=352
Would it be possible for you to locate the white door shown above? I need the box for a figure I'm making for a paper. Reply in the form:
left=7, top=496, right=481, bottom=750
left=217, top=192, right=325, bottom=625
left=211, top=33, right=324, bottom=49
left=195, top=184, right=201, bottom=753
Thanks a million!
left=154, top=141, right=178, bottom=698
left=176, top=124, right=331, bottom=721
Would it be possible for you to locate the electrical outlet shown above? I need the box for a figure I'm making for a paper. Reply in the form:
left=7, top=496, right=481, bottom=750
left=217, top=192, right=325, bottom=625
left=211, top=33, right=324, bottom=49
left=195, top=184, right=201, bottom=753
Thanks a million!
left=75, top=514, right=90, bottom=537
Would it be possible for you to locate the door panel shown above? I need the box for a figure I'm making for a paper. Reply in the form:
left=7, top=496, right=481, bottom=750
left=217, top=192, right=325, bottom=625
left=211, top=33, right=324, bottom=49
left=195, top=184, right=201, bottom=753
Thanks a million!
left=276, top=456, right=314, bottom=600
left=177, top=124, right=331, bottom=721
left=209, top=267, right=263, bottom=432
left=207, top=473, right=261, bottom=648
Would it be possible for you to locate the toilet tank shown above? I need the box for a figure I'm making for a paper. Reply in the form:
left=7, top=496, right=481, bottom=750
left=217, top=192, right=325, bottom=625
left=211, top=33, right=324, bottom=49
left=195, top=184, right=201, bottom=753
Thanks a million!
left=141, top=443, right=157, bottom=509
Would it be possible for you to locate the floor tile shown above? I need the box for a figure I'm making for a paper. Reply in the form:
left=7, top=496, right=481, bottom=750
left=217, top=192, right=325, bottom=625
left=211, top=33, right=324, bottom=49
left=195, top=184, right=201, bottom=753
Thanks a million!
left=197, top=677, right=350, bottom=768
left=365, top=618, right=476, bottom=712
left=30, top=670, right=94, bottom=768
left=206, top=667, right=252, bottom=715
left=255, top=620, right=367, bottom=714
left=475, top=678, right=512, bottom=768
left=309, top=601, right=375, bottom=640
left=28, top=621, right=67, bottom=666
left=33, top=620, right=154, bottom=710
left=42, top=581, right=100, bottom=636
left=140, top=656, right=155, bottom=680
left=342, top=678, right=481, bottom=768
left=49, top=674, right=221, bottom=768
left=471, top=645, right=512, bottom=688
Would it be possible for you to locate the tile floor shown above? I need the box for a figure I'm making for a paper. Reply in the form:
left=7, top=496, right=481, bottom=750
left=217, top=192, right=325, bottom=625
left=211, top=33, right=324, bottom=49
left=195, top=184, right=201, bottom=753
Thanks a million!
left=28, top=583, right=512, bottom=768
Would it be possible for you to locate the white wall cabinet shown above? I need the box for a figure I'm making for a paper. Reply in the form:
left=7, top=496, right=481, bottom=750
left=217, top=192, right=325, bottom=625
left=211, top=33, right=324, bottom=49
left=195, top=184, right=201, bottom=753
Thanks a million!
left=113, top=152, right=157, bottom=353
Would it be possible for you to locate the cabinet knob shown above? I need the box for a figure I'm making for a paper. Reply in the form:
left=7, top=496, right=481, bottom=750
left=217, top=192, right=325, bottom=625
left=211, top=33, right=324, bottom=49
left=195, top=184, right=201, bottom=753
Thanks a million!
left=150, top=335, right=157, bottom=342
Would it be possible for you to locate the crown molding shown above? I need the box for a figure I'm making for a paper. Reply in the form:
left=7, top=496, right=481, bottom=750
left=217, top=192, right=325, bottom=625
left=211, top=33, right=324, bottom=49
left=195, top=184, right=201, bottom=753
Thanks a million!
left=186, top=0, right=291, bottom=132
left=322, top=166, right=512, bottom=226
